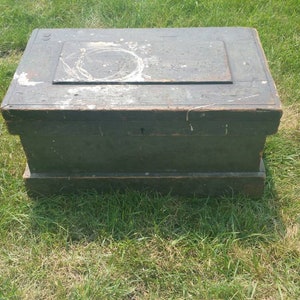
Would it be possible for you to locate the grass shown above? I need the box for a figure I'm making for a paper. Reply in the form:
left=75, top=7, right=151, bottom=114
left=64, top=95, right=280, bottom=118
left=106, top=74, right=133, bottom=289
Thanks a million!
left=0, top=0, right=299, bottom=299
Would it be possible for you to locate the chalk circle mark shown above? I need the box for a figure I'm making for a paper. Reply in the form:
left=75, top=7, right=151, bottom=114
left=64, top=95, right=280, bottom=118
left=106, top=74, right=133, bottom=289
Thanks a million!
left=54, top=42, right=144, bottom=83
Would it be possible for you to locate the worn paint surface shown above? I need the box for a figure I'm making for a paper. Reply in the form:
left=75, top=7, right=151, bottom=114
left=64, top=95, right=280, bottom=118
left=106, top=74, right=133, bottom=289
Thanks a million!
left=53, top=40, right=231, bottom=83
left=1, top=27, right=281, bottom=113
left=0, top=28, right=283, bottom=197
left=13, top=72, right=43, bottom=86
left=24, top=162, right=266, bottom=198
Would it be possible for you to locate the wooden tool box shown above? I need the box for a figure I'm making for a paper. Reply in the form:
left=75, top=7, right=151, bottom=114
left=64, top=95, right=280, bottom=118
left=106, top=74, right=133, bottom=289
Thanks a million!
left=1, top=28, right=282, bottom=196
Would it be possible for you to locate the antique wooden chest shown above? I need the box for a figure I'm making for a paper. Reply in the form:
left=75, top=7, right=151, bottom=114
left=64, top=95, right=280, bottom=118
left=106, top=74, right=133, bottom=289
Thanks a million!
left=1, top=28, right=282, bottom=196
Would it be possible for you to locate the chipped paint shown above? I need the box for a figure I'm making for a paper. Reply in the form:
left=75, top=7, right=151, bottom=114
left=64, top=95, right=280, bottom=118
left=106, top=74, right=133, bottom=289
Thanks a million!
left=14, top=72, right=43, bottom=86
left=144, top=56, right=159, bottom=69
left=64, top=85, right=137, bottom=107
left=86, top=41, right=120, bottom=48
left=226, top=94, right=260, bottom=103
left=125, top=41, right=138, bottom=51
left=68, top=85, right=136, bottom=95
left=57, top=98, right=72, bottom=109
left=185, top=103, right=217, bottom=133
left=225, top=124, right=229, bottom=135
left=186, top=104, right=217, bottom=122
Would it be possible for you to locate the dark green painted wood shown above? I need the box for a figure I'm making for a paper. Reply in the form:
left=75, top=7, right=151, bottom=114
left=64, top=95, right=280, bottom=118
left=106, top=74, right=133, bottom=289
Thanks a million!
left=24, top=162, right=266, bottom=198
left=0, top=28, right=282, bottom=197
left=1, top=28, right=282, bottom=117
left=20, top=135, right=265, bottom=173
left=5, top=113, right=281, bottom=136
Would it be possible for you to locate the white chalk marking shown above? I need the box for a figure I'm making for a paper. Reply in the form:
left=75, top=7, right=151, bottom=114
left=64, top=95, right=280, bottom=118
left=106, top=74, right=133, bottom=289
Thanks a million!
left=14, top=72, right=43, bottom=86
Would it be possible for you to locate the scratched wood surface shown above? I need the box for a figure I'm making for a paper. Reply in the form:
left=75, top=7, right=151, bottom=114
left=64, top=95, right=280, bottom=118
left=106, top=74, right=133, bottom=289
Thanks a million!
left=0, top=28, right=282, bottom=196
left=1, top=28, right=281, bottom=114
left=53, top=40, right=232, bottom=83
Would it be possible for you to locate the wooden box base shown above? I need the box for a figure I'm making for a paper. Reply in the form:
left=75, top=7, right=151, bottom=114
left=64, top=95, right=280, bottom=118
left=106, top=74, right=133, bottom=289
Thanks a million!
left=24, top=160, right=266, bottom=197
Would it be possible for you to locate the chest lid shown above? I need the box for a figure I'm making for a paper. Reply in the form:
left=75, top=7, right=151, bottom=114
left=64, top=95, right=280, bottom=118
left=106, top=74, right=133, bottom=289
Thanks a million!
left=1, top=27, right=281, bottom=133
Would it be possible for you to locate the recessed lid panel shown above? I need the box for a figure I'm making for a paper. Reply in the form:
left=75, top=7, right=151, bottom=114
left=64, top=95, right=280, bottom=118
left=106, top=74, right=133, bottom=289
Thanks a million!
left=1, top=28, right=282, bottom=115
left=53, top=40, right=232, bottom=84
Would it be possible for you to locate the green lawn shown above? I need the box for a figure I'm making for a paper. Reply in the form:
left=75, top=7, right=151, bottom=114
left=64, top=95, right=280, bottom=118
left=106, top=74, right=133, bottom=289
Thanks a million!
left=0, top=0, right=299, bottom=299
